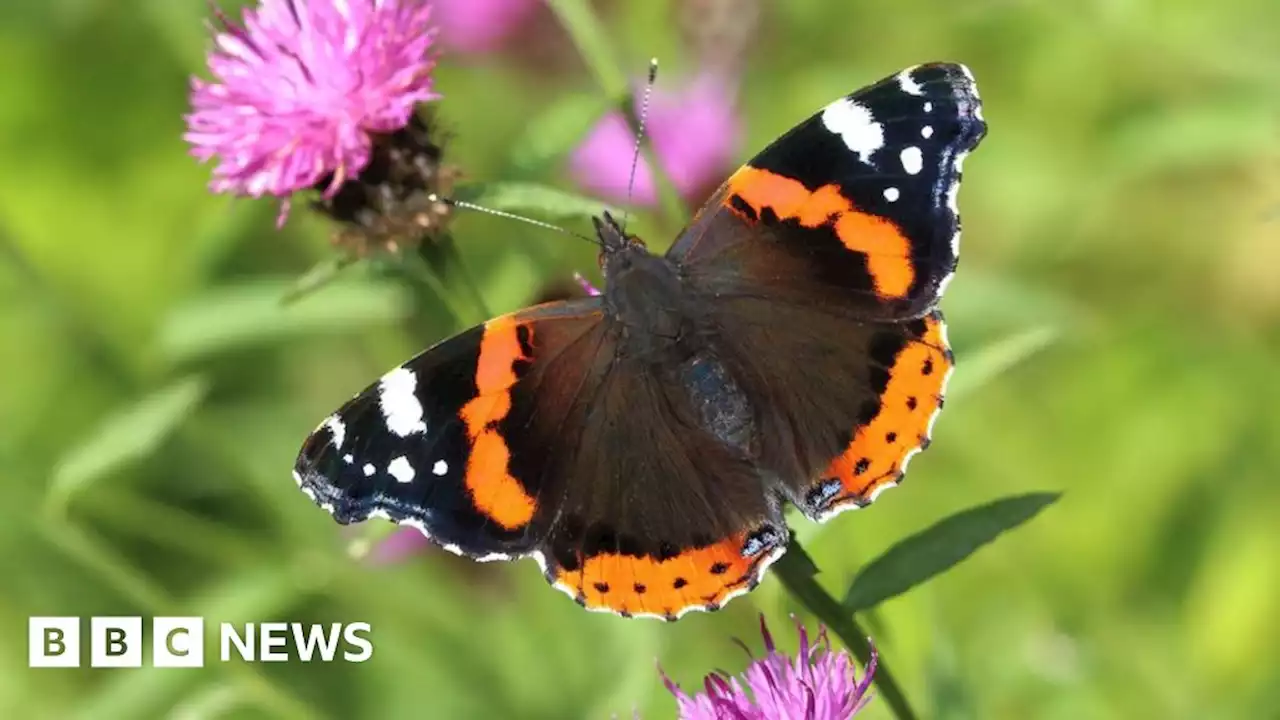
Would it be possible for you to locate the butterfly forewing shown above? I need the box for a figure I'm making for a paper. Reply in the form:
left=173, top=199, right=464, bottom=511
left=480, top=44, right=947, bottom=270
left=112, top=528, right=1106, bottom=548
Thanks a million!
left=670, top=62, right=985, bottom=321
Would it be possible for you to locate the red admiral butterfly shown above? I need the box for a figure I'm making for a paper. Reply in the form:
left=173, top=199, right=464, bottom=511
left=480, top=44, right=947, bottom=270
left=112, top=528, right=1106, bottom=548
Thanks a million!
left=294, top=63, right=986, bottom=620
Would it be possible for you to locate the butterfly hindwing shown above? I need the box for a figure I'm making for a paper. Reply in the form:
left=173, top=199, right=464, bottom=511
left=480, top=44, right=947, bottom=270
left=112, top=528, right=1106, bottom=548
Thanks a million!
left=807, top=310, right=952, bottom=518
left=535, top=353, right=789, bottom=619
left=669, top=62, right=985, bottom=321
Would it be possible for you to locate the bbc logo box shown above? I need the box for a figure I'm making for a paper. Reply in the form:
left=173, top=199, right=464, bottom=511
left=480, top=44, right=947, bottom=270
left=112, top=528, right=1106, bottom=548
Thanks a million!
left=29, top=616, right=204, bottom=668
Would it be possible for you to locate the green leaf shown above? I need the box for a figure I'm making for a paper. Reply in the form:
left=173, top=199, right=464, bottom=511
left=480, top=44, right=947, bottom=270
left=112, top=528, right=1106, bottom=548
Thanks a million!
left=1106, top=100, right=1280, bottom=176
left=509, top=93, right=610, bottom=173
left=158, top=277, right=411, bottom=363
left=947, top=326, right=1059, bottom=401
left=843, top=493, right=1061, bottom=613
left=454, top=181, right=616, bottom=221
left=279, top=254, right=357, bottom=306
left=48, top=376, right=208, bottom=511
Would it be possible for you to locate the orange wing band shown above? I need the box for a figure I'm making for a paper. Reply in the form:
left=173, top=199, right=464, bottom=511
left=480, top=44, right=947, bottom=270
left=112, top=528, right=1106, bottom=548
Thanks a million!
left=725, top=166, right=915, bottom=298
left=459, top=316, right=538, bottom=530
left=823, top=313, right=951, bottom=506
left=550, top=532, right=781, bottom=618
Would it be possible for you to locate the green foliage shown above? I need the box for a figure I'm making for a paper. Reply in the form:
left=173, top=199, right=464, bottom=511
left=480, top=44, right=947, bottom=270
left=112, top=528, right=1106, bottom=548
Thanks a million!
left=2, top=0, right=1279, bottom=718
left=454, top=181, right=618, bottom=221
left=158, top=279, right=412, bottom=363
left=843, top=493, right=1061, bottom=614
left=49, top=376, right=209, bottom=511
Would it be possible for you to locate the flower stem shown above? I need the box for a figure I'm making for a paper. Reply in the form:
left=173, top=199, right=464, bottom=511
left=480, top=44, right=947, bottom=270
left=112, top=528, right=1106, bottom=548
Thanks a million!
left=773, top=540, right=919, bottom=720
left=544, top=0, right=689, bottom=226
left=400, top=252, right=484, bottom=327
left=434, top=235, right=492, bottom=319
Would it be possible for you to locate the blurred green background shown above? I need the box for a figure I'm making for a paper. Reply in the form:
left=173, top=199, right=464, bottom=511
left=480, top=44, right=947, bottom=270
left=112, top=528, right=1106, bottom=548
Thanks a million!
left=2, top=0, right=1279, bottom=717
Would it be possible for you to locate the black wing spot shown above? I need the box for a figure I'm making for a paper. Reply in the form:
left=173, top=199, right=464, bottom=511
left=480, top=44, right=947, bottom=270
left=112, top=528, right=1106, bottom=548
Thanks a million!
left=868, top=366, right=891, bottom=394
left=906, top=396, right=918, bottom=411
left=857, top=399, right=881, bottom=426
left=634, top=583, right=647, bottom=594
left=729, top=194, right=758, bottom=222
left=885, top=432, right=898, bottom=443
left=673, top=577, right=689, bottom=589
left=922, top=358, right=935, bottom=376
left=869, top=332, right=906, bottom=367
left=582, top=524, right=619, bottom=556
left=854, top=458, right=871, bottom=475
left=617, top=534, right=645, bottom=558
left=710, top=562, right=730, bottom=575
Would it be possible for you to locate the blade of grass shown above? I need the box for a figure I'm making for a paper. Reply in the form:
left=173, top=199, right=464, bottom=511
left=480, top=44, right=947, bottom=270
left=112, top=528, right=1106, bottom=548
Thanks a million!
left=48, top=376, right=208, bottom=513
left=544, top=0, right=689, bottom=226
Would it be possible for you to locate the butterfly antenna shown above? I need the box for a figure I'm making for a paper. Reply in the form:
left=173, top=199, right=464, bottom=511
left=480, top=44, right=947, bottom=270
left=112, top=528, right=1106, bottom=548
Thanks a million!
left=621, top=58, right=659, bottom=233
left=428, top=194, right=601, bottom=247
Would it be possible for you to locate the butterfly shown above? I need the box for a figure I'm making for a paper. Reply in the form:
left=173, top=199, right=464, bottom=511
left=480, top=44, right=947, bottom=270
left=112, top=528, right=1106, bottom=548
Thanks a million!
left=294, top=63, right=987, bottom=620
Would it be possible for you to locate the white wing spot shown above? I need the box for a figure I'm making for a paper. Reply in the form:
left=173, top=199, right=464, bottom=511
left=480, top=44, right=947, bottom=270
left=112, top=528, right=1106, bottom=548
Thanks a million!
left=362, top=463, right=376, bottom=477
left=432, top=459, right=449, bottom=476
left=924, top=101, right=933, bottom=113
left=883, top=187, right=900, bottom=202
left=378, top=367, right=427, bottom=437
left=900, top=146, right=924, bottom=175
left=821, top=98, right=883, bottom=164
left=921, top=125, right=934, bottom=139
left=342, top=454, right=354, bottom=464
left=388, top=456, right=416, bottom=484
left=322, top=416, right=346, bottom=449
left=897, top=68, right=924, bottom=96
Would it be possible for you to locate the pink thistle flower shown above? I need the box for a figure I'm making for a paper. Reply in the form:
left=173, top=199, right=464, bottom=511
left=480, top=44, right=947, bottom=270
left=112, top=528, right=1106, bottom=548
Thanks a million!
left=366, top=526, right=433, bottom=564
left=431, top=0, right=541, bottom=54
left=661, top=616, right=876, bottom=720
left=569, top=73, right=742, bottom=207
left=573, top=271, right=602, bottom=297
left=184, top=0, right=440, bottom=207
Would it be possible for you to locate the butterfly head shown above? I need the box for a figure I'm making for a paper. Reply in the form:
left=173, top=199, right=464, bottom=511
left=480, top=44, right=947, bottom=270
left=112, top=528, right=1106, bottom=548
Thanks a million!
left=592, top=211, right=686, bottom=342
left=593, top=211, right=646, bottom=254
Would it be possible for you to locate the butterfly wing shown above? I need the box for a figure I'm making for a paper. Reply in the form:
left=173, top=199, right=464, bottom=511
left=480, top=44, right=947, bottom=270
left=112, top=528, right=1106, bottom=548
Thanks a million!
left=295, top=299, right=788, bottom=618
left=294, top=299, right=608, bottom=560
left=534, top=353, right=788, bottom=620
left=692, top=301, right=953, bottom=520
left=669, top=63, right=982, bottom=518
left=669, top=62, right=985, bottom=321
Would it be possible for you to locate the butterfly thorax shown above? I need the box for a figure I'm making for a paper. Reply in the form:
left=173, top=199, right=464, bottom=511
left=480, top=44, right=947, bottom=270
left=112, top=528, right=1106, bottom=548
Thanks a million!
left=596, top=216, right=693, bottom=359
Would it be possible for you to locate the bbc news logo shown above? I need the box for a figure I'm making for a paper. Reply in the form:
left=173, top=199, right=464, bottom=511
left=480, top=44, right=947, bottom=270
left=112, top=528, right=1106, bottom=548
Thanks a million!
left=29, top=617, right=372, bottom=667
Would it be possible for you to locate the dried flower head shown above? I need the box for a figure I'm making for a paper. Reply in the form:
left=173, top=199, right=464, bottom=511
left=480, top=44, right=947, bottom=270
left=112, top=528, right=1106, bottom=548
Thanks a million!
left=662, top=616, right=876, bottom=720
left=185, top=0, right=440, bottom=210
left=313, top=111, right=460, bottom=254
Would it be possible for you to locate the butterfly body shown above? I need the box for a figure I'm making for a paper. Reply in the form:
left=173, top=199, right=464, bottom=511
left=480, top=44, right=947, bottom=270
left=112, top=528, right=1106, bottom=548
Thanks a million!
left=295, top=63, right=986, bottom=619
